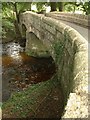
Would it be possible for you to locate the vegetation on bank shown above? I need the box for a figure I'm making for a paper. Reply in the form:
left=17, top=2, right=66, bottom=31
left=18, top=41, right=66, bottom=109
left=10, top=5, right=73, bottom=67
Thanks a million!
left=2, top=75, right=64, bottom=118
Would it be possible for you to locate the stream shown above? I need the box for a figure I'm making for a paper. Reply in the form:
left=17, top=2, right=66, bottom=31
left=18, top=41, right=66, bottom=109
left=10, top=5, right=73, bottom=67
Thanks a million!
left=2, top=42, right=56, bottom=102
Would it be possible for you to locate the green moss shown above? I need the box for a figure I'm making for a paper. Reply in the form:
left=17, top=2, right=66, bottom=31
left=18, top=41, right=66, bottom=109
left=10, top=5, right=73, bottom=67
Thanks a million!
left=26, top=50, right=50, bottom=57
left=2, top=74, right=63, bottom=118
left=52, top=35, right=70, bottom=66
left=51, top=39, right=74, bottom=112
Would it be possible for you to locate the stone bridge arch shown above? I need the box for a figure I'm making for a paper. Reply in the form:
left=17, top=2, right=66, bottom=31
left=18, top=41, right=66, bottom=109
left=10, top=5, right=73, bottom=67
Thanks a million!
left=21, top=24, right=27, bottom=39
left=19, top=11, right=88, bottom=118
left=20, top=16, right=50, bottom=57
left=25, top=31, right=50, bottom=57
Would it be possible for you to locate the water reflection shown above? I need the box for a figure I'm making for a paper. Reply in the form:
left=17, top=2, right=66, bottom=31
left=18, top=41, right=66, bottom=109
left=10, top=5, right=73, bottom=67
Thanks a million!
left=2, top=42, right=56, bottom=101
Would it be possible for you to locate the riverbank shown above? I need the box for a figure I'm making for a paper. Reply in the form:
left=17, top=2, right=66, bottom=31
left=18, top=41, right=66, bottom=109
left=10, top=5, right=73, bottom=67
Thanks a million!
left=2, top=42, right=64, bottom=118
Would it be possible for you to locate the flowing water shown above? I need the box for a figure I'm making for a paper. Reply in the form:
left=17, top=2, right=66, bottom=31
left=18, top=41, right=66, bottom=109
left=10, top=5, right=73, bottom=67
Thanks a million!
left=2, top=42, right=56, bottom=102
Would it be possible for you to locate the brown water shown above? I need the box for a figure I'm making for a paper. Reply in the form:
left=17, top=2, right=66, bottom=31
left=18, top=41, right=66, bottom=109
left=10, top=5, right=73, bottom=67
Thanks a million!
left=2, top=42, right=56, bottom=102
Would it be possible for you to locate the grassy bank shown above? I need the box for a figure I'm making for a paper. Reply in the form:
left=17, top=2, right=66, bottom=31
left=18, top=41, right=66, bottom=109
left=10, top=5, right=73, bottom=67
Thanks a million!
left=2, top=74, right=64, bottom=118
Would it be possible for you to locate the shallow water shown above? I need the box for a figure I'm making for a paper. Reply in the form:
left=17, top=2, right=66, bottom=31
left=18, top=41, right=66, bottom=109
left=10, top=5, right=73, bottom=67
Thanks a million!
left=2, top=42, right=56, bottom=102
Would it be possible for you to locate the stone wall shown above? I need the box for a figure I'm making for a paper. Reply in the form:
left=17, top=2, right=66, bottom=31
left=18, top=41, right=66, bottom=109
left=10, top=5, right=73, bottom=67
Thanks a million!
left=19, top=12, right=88, bottom=118
left=45, top=12, right=89, bottom=28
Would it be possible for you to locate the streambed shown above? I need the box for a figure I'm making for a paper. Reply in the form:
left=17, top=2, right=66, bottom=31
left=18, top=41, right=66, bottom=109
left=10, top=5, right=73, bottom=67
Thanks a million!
left=2, top=42, right=56, bottom=102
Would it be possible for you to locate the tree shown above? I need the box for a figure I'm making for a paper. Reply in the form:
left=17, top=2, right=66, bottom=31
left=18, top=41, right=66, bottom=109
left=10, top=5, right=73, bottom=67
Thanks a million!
left=50, top=1, right=57, bottom=12
left=49, top=2, right=64, bottom=12
left=36, top=2, right=45, bottom=12
left=2, top=2, right=32, bottom=41
left=80, top=2, right=90, bottom=15
left=57, top=2, right=63, bottom=11
left=64, top=2, right=79, bottom=13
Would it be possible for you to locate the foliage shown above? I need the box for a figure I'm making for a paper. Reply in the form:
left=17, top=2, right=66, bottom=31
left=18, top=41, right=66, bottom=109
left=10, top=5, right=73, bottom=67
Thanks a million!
left=32, top=2, right=47, bottom=12
left=35, top=2, right=46, bottom=12
left=2, top=3, right=15, bottom=21
left=64, top=2, right=90, bottom=14
left=57, top=2, right=63, bottom=11
left=79, top=2, right=90, bottom=15
left=2, top=2, right=32, bottom=42
left=2, top=3, right=16, bottom=42
left=2, top=18, right=16, bottom=43
left=64, top=3, right=76, bottom=12
left=17, top=2, right=31, bottom=13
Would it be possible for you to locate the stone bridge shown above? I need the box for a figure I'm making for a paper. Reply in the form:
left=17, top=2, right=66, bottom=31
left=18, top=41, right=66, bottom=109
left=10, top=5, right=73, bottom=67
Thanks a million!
left=19, top=12, right=88, bottom=118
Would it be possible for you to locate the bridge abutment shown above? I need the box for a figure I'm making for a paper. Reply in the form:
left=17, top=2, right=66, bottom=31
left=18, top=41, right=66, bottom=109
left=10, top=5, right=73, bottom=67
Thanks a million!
left=25, top=32, right=50, bottom=57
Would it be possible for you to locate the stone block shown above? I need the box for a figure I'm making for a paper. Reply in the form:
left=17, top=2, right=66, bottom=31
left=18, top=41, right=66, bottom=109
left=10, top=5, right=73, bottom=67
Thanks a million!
left=56, top=30, right=64, bottom=42
left=41, top=22, right=56, bottom=35
left=26, top=32, right=50, bottom=57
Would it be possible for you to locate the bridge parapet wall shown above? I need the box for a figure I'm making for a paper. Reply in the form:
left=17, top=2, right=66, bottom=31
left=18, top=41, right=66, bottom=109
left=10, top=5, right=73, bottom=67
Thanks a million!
left=20, top=11, right=88, bottom=118
left=45, top=12, right=89, bottom=28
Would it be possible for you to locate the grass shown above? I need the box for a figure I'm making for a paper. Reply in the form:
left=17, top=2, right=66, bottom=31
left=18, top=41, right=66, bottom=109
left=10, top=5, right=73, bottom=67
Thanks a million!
left=2, top=74, right=64, bottom=118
